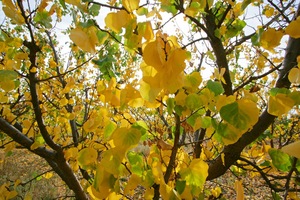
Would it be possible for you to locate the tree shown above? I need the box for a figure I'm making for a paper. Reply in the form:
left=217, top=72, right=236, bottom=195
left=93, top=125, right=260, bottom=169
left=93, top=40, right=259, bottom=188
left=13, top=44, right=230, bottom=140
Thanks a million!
left=0, top=0, right=300, bottom=199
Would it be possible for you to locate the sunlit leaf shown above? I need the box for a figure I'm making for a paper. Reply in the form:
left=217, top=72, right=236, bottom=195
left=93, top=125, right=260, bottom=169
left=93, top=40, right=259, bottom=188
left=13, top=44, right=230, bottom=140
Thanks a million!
left=123, top=0, right=139, bottom=12
left=34, top=10, right=52, bottom=28
left=137, top=22, right=154, bottom=41
left=269, top=148, right=292, bottom=172
left=281, top=141, right=300, bottom=159
left=179, top=159, right=208, bottom=194
left=100, top=148, right=124, bottom=175
left=42, top=172, right=53, bottom=179
left=185, top=93, right=202, bottom=111
left=286, top=17, right=300, bottom=39
left=184, top=72, right=202, bottom=92
left=260, top=28, right=283, bottom=51
left=268, top=93, right=295, bottom=116
left=77, top=147, right=98, bottom=169
left=288, top=67, right=300, bottom=84
left=160, top=183, right=181, bottom=200
left=105, top=10, right=132, bottom=33
left=70, top=26, right=98, bottom=53
left=234, top=179, right=244, bottom=200
left=2, top=0, right=25, bottom=24
left=111, top=127, right=142, bottom=150
left=143, top=39, right=165, bottom=69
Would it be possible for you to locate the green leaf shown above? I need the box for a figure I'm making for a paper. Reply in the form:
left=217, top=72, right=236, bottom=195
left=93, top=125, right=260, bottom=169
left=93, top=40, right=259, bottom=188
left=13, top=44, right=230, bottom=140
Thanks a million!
left=111, top=127, right=141, bottom=150
left=251, top=28, right=264, bottom=46
left=0, top=70, right=18, bottom=81
left=127, top=151, right=144, bottom=176
left=79, top=19, right=94, bottom=28
left=161, top=4, right=177, bottom=15
left=175, top=180, right=186, bottom=195
left=269, top=148, right=292, bottom=172
left=214, top=122, right=241, bottom=145
left=207, top=80, right=224, bottom=95
left=226, top=19, right=246, bottom=38
left=132, top=121, right=148, bottom=136
left=220, top=99, right=259, bottom=130
left=59, top=0, right=67, bottom=9
left=34, top=11, right=52, bottom=28
left=241, top=0, right=252, bottom=11
left=89, top=4, right=100, bottom=16
left=103, top=121, right=117, bottom=140
left=185, top=93, right=202, bottom=110
left=167, top=98, right=175, bottom=114
left=269, top=88, right=291, bottom=96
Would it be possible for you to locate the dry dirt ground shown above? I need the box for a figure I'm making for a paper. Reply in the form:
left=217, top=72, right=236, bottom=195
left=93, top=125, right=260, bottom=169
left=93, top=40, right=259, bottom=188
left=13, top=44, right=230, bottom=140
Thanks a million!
left=0, top=149, right=278, bottom=199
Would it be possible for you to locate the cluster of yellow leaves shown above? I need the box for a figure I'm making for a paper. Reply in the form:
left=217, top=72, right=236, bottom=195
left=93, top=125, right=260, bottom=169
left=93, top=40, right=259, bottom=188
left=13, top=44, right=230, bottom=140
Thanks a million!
left=96, top=78, right=144, bottom=108
left=140, top=32, right=190, bottom=101
left=2, top=0, right=25, bottom=24
left=260, top=17, right=300, bottom=51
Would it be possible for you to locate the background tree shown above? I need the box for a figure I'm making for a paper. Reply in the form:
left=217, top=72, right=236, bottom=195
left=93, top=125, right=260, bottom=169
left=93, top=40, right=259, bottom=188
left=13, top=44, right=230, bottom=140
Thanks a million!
left=0, top=0, right=299, bottom=199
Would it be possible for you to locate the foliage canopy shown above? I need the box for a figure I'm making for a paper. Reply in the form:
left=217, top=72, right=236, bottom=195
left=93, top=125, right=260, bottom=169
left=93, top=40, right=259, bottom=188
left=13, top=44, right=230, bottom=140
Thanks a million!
left=0, top=0, right=300, bottom=199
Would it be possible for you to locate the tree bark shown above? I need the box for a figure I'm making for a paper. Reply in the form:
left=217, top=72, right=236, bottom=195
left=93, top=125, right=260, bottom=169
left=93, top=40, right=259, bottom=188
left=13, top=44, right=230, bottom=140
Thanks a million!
left=207, top=3, right=300, bottom=180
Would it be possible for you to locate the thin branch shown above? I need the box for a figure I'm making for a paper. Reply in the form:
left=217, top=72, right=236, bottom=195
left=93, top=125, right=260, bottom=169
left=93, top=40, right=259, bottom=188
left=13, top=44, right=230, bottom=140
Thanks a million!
left=89, top=1, right=123, bottom=10
left=164, top=113, right=181, bottom=183
left=233, top=63, right=281, bottom=93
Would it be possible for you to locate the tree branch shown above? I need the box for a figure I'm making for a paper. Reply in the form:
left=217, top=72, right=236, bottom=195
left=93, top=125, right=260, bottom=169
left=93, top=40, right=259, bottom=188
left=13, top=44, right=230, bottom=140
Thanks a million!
left=207, top=3, right=300, bottom=180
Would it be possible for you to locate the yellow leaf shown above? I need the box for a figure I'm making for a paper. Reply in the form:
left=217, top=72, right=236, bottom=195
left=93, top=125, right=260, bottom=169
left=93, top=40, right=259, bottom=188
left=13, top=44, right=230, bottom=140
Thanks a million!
left=288, top=67, right=300, bottom=84
left=42, top=172, right=53, bottom=179
left=139, top=79, right=161, bottom=102
left=2, top=0, right=25, bottom=24
left=111, top=127, right=141, bottom=150
left=7, top=190, right=18, bottom=199
left=0, top=80, right=16, bottom=92
left=159, top=183, right=181, bottom=200
left=24, top=193, right=33, bottom=200
left=286, top=17, right=300, bottom=39
left=179, top=159, right=208, bottom=192
left=124, top=174, right=141, bottom=195
left=145, top=187, right=154, bottom=200
left=70, top=26, right=97, bottom=53
left=59, top=98, right=68, bottom=106
left=184, top=71, right=202, bottom=92
left=105, top=10, right=132, bottom=33
left=211, top=186, right=222, bottom=198
left=268, top=94, right=295, bottom=116
left=77, top=147, right=98, bottom=169
left=30, top=67, right=37, bottom=73
left=30, top=141, right=41, bottom=150
left=65, top=0, right=81, bottom=6
left=107, top=192, right=123, bottom=199
left=281, top=141, right=300, bottom=159
left=157, top=139, right=173, bottom=150
left=123, top=0, right=139, bottom=12
left=234, top=179, right=244, bottom=200
left=264, top=5, right=274, bottom=18
left=143, top=39, right=165, bottom=69
left=260, top=28, right=283, bottom=50
left=138, top=22, right=154, bottom=41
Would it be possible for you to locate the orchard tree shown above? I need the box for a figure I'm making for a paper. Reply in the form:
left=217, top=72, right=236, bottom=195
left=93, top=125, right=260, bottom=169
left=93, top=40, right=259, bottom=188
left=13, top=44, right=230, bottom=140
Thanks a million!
left=0, top=0, right=300, bottom=199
